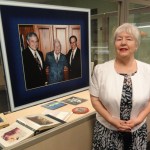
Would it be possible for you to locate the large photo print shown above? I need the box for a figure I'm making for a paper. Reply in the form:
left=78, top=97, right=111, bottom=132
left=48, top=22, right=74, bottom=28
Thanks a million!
left=0, top=1, right=90, bottom=111
left=19, top=24, right=81, bottom=89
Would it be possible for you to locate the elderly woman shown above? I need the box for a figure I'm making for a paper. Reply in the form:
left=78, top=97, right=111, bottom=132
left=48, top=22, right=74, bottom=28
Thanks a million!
left=90, top=23, right=150, bottom=150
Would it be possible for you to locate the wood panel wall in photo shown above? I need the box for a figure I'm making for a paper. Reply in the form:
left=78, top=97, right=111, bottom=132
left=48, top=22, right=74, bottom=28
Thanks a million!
left=18, top=24, right=81, bottom=59
left=53, top=25, right=69, bottom=55
left=69, top=25, right=81, bottom=49
left=34, top=25, right=53, bottom=59
left=18, top=25, right=34, bottom=51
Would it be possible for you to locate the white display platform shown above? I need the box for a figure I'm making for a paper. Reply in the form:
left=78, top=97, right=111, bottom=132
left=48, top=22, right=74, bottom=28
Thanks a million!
left=3, top=90, right=96, bottom=150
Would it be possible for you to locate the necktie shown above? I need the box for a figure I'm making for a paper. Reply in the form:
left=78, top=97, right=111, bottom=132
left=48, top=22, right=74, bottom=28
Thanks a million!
left=34, top=52, right=42, bottom=70
left=120, top=74, right=132, bottom=150
left=70, top=52, right=73, bottom=65
left=56, top=56, right=59, bottom=63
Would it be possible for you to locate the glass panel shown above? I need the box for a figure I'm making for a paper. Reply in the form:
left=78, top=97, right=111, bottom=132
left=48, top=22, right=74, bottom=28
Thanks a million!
left=43, top=0, right=118, bottom=66
left=0, top=0, right=118, bottom=112
left=129, top=3, right=150, bottom=63
left=91, top=12, right=118, bottom=66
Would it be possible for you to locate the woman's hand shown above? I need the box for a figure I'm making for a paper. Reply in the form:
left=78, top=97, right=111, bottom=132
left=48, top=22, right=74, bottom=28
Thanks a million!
left=124, top=118, right=140, bottom=129
left=109, top=117, right=131, bottom=132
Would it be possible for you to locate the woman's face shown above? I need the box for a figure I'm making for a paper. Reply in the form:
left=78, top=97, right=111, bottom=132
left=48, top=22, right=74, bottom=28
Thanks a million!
left=115, top=32, right=137, bottom=59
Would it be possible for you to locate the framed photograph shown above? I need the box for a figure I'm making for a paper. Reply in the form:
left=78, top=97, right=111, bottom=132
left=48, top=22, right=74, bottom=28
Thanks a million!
left=0, top=1, right=90, bottom=111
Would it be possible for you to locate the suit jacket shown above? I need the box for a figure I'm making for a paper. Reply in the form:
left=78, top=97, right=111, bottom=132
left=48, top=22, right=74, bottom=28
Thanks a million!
left=45, top=51, right=68, bottom=84
left=66, top=48, right=81, bottom=79
left=22, top=47, right=46, bottom=89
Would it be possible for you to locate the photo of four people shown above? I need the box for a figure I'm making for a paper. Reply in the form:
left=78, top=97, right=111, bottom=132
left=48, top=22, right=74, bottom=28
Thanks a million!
left=22, top=31, right=81, bottom=90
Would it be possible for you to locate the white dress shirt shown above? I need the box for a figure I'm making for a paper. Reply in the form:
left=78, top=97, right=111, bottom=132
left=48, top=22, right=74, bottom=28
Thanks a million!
left=29, top=47, right=43, bottom=68
left=54, top=52, right=60, bottom=62
left=69, top=47, right=77, bottom=65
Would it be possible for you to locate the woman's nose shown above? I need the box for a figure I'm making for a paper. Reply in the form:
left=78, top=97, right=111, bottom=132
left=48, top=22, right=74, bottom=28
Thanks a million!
left=121, top=38, right=127, bottom=45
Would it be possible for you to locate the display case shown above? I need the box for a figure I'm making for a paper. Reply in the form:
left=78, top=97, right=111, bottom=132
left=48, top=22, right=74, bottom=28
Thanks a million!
left=0, top=1, right=90, bottom=111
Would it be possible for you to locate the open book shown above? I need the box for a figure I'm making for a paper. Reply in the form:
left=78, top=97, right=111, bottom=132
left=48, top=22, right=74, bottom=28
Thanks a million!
left=42, top=110, right=73, bottom=121
left=0, top=114, right=65, bottom=148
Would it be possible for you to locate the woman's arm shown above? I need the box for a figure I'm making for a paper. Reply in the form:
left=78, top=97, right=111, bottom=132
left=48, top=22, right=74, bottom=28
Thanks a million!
left=90, top=94, right=131, bottom=131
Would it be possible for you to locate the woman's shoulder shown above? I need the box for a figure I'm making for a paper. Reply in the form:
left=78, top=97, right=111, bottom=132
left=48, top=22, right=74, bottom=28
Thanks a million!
left=94, top=60, right=114, bottom=74
left=137, top=60, right=150, bottom=73
left=137, top=60, right=150, bottom=67
left=95, top=60, right=114, bottom=69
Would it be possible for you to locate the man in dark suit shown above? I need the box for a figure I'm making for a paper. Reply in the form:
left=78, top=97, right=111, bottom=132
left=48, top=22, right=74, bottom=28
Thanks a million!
left=66, top=35, right=81, bottom=79
left=22, top=32, right=46, bottom=89
left=45, top=39, right=68, bottom=84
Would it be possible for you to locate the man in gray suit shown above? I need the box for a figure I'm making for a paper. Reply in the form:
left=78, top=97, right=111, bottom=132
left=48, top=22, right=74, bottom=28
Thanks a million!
left=45, top=39, right=68, bottom=84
